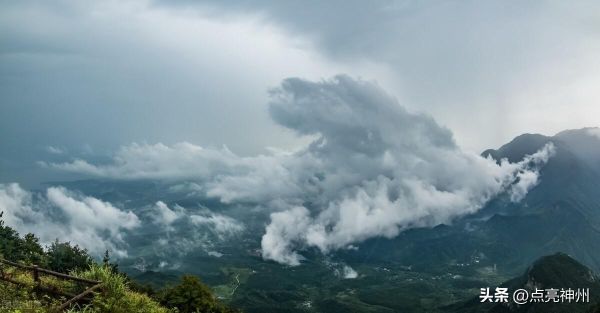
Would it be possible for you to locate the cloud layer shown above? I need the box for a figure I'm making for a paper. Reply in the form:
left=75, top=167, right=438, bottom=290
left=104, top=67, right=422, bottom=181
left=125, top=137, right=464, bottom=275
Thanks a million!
left=0, top=183, right=245, bottom=263
left=145, top=201, right=245, bottom=267
left=47, top=75, right=555, bottom=265
left=0, top=183, right=140, bottom=257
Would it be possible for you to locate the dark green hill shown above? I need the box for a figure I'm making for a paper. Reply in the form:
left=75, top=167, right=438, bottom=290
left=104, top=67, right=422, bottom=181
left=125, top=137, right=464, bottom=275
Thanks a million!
left=446, top=253, right=600, bottom=313
left=133, top=270, right=180, bottom=289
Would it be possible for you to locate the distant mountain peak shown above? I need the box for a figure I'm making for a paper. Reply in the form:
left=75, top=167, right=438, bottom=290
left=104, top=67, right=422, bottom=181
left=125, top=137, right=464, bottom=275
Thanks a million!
left=554, top=127, right=600, bottom=138
left=482, top=133, right=552, bottom=163
left=483, top=127, right=600, bottom=160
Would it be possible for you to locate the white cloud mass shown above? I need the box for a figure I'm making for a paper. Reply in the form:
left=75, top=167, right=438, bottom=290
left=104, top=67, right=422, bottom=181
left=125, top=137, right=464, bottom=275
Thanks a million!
left=47, top=75, right=555, bottom=265
left=151, top=201, right=186, bottom=228
left=0, top=183, right=140, bottom=257
left=342, top=265, right=358, bottom=279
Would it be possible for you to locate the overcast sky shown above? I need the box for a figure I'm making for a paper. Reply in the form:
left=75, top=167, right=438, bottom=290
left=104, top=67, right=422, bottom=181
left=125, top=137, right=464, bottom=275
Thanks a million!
left=2, top=0, right=600, bottom=185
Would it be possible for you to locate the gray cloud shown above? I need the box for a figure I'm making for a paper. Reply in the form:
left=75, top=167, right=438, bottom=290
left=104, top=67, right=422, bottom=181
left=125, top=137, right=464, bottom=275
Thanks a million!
left=0, top=0, right=346, bottom=185
left=155, top=0, right=600, bottom=151
left=46, top=75, right=555, bottom=265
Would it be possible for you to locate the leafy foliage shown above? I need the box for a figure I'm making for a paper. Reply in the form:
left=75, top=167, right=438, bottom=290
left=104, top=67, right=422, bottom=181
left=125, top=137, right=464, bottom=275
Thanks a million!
left=0, top=212, right=41, bottom=264
left=159, top=275, right=240, bottom=313
left=21, top=233, right=46, bottom=266
left=46, top=240, right=92, bottom=273
left=101, top=250, right=119, bottom=274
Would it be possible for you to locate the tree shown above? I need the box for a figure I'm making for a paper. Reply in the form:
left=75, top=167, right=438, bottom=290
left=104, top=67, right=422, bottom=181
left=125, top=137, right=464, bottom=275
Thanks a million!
left=46, top=240, right=92, bottom=273
left=22, top=233, right=45, bottom=266
left=159, top=275, right=238, bottom=313
left=102, top=249, right=119, bottom=273
left=0, top=211, right=27, bottom=262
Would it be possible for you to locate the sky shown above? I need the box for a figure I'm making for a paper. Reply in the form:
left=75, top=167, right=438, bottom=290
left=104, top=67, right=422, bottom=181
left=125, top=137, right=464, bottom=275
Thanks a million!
left=2, top=0, right=597, bottom=264
left=2, top=0, right=600, bottom=185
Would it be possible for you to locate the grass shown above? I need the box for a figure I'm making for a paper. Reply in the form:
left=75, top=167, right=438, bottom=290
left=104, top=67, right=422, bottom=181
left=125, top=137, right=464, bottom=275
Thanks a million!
left=0, top=267, right=67, bottom=311
left=68, top=264, right=173, bottom=313
left=0, top=264, right=173, bottom=313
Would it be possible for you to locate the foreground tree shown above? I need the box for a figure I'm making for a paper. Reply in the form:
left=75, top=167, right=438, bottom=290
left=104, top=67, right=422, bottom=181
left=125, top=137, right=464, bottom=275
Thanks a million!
left=159, top=275, right=239, bottom=313
left=46, top=240, right=92, bottom=273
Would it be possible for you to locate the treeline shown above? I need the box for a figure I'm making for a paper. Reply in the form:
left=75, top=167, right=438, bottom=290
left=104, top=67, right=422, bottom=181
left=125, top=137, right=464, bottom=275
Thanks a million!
left=0, top=212, right=240, bottom=313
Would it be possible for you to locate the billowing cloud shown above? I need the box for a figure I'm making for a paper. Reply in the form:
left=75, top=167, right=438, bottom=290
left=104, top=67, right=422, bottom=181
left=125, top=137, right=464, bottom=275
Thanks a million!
left=46, top=75, right=555, bottom=265
left=0, top=183, right=140, bottom=257
left=341, top=265, right=358, bottom=279
left=261, top=206, right=312, bottom=266
left=324, top=260, right=359, bottom=279
left=508, top=171, right=539, bottom=203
